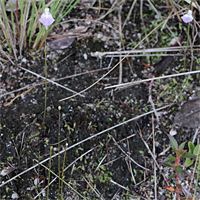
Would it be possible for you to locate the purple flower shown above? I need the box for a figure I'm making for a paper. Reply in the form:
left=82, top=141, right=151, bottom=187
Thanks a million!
left=39, top=8, right=55, bottom=30
left=181, top=10, right=193, bottom=23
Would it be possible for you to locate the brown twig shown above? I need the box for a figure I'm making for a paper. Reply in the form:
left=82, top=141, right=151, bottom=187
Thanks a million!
left=4, top=85, right=37, bottom=106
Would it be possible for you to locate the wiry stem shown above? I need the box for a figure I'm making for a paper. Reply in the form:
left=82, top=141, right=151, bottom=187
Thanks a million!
left=43, top=38, right=47, bottom=127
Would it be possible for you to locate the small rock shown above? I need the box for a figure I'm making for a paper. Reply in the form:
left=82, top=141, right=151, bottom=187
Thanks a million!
left=11, top=193, right=19, bottom=199
left=174, top=98, right=200, bottom=128
left=170, top=128, right=177, bottom=136
left=83, top=53, right=87, bottom=60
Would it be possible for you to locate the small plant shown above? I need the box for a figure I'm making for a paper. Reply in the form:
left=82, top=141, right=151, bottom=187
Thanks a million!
left=0, top=0, right=80, bottom=61
left=163, top=135, right=196, bottom=200
left=38, top=6, right=54, bottom=127
left=185, top=142, right=200, bottom=198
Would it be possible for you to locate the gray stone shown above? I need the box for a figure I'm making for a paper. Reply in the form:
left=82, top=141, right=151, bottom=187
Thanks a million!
left=175, top=98, right=200, bottom=128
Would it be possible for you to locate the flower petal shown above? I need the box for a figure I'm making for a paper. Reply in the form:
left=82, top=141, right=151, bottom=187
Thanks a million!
left=181, top=10, right=193, bottom=23
left=39, top=9, right=55, bottom=30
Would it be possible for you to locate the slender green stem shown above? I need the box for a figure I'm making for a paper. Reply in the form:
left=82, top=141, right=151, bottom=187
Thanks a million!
left=61, top=143, right=68, bottom=200
left=46, top=146, right=53, bottom=200
left=183, top=22, right=190, bottom=69
left=43, top=38, right=48, bottom=126
left=58, top=106, right=61, bottom=199
left=193, top=162, right=200, bottom=198
left=188, top=0, right=194, bottom=7
left=193, top=145, right=200, bottom=199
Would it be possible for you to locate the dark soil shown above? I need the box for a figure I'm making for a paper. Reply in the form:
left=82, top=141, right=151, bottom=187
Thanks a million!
left=1, top=39, right=151, bottom=199
left=1, top=0, right=200, bottom=199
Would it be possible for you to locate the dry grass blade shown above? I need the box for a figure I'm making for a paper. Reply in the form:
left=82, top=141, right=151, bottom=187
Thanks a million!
left=111, top=136, right=149, bottom=170
left=122, top=0, right=137, bottom=29
left=125, top=141, right=136, bottom=185
left=91, top=45, right=198, bottom=58
left=118, top=4, right=123, bottom=84
left=0, top=1, right=17, bottom=60
left=97, top=0, right=125, bottom=20
left=3, top=85, right=36, bottom=106
left=104, top=69, right=200, bottom=89
left=152, top=115, right=157, bottom=199
left=19, top=0, right=31, bottom=57
left=17, top=65, right=85, bottom=97
left=137, top=126, right=169, bottom=185
left=83, top=176, right=104, bottom=199
left=94, top=155, right=107, bottom=173
left=148, top=80, right=160, bottom=123
left=184, top=0, right=200, bottom=9
left=0, top=47, right=15, bottom=65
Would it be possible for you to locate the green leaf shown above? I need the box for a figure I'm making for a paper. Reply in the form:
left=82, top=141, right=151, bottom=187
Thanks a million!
left=198, top=162, right=200, bottom=170
left=179, top=141, right=186, bottom=151
left=173, top=78, right=177, bottom=84
left=163, top=155, right=176, bottom=163
left=185, top=158, right=193, bottom=167
left=168, top=135, right=178, bottom=151
left=99, top=141, right=104, bottom=147
left=163, top=162, right=175, bottom=168
left=181, top=153, right=196, bottom=159
left=193, top=145, right=200, bottom=155
left=176, top=183, right=182, bottom=191
left=169, top=174, right=175, bottom=179
left=176, top=166, right=182, bottom=179
left=188, top=141, right=194, bottom=153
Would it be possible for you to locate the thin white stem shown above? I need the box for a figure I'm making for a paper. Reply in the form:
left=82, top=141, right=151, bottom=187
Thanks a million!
left=17, top=65, right=85, bottom=97
left=105, top=69, right=200, bottom=89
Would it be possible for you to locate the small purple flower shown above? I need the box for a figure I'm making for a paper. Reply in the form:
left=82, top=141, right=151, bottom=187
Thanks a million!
left=39, top=8, right=55, bottom=30
left=181, top=10, right=193, bottom=23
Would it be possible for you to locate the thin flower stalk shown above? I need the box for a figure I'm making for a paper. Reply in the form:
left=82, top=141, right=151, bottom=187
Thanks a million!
left=39, top=7, right=54, bottom=127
